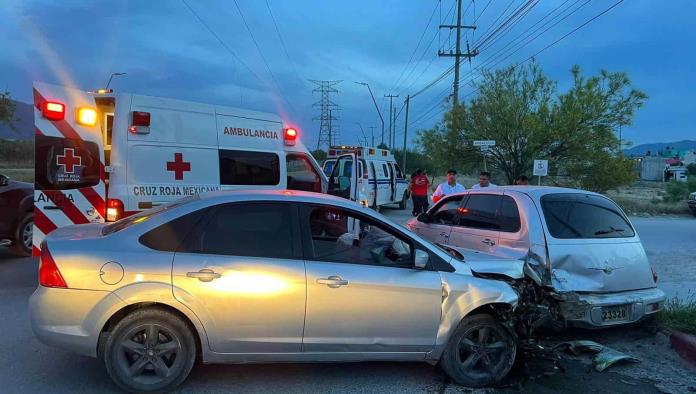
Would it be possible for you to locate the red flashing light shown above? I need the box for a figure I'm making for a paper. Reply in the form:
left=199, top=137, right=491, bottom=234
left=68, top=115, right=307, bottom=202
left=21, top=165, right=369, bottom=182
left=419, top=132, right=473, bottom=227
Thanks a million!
left=106, top=198, right=124, bottom=222
left=132, top=111, right=151, bottom=127
left=41, top=101, right=65, bottom=121
left=39, top=243, right=67, bottom=288
left=128, top=125, right=138, bottom=133
left=284, top=127, right=298, bottom=146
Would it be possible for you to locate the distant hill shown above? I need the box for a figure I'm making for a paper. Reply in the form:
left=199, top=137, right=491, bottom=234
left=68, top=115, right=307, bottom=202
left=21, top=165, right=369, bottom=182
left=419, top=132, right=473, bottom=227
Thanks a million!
left=0, top=100, right=34, bottom=140
left=624, top=139, right=696, bottom=156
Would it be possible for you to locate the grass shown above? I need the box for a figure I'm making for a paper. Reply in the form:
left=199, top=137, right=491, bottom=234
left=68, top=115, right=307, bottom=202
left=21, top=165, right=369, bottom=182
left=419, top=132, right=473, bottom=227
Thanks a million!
left=658, top=293, right=696, bottom=335
left=613, top=196, right=691, bottom=216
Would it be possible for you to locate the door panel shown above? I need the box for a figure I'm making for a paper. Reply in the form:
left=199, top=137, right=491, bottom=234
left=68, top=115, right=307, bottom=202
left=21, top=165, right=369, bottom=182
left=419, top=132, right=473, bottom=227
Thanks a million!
left=448, top=194, right=501, bottom=254
left=303, top=261, right=442, bottom=352
left=328, top=154, right=358, bottom=201
left=412, top=195, right=464, bottom=245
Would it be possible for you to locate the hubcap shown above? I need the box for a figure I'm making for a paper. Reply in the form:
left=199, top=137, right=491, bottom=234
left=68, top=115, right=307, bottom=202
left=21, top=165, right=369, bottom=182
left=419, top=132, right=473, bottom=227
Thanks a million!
left=116, top=324, right=183, bottom=385
left=457, top=325, right=511, bottom=379
left=21, top=222, right=32, bottom=250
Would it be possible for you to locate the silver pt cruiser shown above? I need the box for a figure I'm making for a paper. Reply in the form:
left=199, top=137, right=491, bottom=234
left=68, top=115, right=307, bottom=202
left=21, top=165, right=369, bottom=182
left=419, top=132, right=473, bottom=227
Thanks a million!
left=407, top=186, right=665, bottom=329
left=31, top=190, right=525, bottom=393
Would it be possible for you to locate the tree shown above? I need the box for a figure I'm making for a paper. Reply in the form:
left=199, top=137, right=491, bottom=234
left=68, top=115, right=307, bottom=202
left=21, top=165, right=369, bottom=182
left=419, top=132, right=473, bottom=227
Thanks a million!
left=394, top=148, right=437, bottom=176
left=687, top=163, right=696, bottom=176
left=417, top=63, right=646, bottom=191
left=310, top=149, right=327, bottom=163
left=0, top=90, right=16, bottom=130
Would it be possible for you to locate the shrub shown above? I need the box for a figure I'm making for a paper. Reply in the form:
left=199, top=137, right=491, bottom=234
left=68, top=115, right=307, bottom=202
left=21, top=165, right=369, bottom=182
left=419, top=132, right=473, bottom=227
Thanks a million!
left=664, top=181, right=689, bottom=203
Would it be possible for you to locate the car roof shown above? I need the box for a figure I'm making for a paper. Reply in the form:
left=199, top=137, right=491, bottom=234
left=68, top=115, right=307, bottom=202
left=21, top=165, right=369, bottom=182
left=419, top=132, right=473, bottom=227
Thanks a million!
left=451, top=186, right=605, bottom=200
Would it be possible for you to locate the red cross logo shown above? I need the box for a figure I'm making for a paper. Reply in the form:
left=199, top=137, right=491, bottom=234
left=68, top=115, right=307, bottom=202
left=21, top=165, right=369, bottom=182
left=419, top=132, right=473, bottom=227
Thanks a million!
left=56, top=148, right=82, bottom=174
left=166, top=152, right=191, bottom=180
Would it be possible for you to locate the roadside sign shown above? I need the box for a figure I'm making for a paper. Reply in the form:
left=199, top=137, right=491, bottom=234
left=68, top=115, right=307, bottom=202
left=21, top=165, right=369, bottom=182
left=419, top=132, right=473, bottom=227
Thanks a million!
left=533, top=160, right=548, bottom=176
left=473, top=140, right=496, bottom=147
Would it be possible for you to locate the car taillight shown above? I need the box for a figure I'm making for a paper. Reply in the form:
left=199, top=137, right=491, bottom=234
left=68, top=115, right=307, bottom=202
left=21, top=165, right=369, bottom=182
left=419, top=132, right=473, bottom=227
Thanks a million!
left=284, top=127, right=298, bottom=146
left=651, top=267, right=658, bottom=283
left=106, top=198, right=124, bottom=222
left=39, top=243, right=67, bottom=288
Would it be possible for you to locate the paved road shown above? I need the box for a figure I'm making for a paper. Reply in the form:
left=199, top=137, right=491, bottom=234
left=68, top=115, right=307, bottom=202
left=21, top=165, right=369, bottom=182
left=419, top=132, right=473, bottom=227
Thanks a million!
left=1, top=211, right=694, bottom=393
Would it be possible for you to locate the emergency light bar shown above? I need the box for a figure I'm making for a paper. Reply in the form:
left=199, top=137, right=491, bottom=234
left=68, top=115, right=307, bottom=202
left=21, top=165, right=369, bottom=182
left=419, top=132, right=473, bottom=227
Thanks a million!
left=284, top=128, right=298, bottom=146
left=41, top=101, right=65, bottom=121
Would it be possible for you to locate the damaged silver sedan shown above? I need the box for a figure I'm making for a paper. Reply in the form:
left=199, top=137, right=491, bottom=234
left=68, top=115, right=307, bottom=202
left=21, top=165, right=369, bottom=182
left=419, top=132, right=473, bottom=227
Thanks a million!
left=407, top=187, right=665, bottom=329
left=31, top=190, right=527, bottom=393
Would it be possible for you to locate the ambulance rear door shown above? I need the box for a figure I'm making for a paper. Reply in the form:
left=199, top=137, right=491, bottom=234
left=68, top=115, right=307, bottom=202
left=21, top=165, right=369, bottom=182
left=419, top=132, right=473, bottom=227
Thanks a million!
left=32, top=82, right=107, bottom=254
left=327, top=153, right=358, bottom=201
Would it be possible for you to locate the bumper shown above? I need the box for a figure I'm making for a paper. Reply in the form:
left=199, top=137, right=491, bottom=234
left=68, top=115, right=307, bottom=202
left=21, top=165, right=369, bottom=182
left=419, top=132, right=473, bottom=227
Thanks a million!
left=558, top=287, right=665, bottom=328
left=29, top=286, right=125, bottom=357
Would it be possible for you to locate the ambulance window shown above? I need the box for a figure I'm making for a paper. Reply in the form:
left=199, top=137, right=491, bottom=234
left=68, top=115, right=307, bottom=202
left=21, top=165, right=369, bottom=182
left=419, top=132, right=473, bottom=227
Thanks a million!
left=35, top=135, right=101, bottom=191
left=286, top=153, right=322, bottom=193
left=382, top=163, right=388, bottom=177
left=394, top=164, right=404, bottom=178
left=182, top=203, right=294, bottom=259
left=218, top=150, right=280, bottom=186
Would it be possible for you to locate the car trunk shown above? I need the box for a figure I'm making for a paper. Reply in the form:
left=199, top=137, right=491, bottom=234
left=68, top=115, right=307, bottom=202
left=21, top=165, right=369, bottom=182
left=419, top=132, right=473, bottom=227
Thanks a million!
left=546, top=239, right=656, bottom=293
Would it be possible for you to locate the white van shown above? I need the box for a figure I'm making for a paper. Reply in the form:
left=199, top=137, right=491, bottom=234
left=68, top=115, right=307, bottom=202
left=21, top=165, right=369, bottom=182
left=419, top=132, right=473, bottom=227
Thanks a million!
left=32, top=81, right=326, bottom=254
left=323, top=146, right=409, bottom=210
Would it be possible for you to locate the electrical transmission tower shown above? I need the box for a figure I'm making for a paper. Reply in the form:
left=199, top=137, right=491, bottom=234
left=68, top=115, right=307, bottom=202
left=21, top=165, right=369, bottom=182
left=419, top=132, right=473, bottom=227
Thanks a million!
left=309, top=80, right=342, bottom=149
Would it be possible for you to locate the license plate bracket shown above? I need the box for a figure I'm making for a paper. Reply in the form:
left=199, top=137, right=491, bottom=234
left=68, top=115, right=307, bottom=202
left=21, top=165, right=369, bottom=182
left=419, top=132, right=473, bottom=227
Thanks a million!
left=601, top=305, right=629, bottom=322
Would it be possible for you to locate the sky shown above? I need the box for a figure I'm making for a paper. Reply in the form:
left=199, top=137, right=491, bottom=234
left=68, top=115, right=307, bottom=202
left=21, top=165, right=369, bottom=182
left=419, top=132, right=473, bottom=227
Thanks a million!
left=1, top=0, right=694, bottom=149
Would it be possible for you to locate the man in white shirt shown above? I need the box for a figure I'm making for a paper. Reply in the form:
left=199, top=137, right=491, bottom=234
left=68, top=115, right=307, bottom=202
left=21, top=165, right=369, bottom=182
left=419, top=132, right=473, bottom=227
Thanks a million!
left=432, top=169, right=466, bottom=203
left=471, top=171, right=497, bottom=189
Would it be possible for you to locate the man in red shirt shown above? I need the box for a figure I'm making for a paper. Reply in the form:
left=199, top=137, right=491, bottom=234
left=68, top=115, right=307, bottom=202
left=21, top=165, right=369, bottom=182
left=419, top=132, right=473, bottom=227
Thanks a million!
left=410, top=169, right=430, bottom=216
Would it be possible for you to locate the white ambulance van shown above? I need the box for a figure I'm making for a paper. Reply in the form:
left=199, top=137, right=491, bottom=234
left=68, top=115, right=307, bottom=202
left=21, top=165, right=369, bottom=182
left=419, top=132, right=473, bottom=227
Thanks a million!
left=322, top=146, right=409, bottom=211
left=32, top=81, right=327, bottom=254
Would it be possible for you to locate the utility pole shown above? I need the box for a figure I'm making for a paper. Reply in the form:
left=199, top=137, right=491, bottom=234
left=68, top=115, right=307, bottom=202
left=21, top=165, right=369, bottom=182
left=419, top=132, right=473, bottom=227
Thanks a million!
left=310, top=79, right=341, bottom=149
left=368, top=126, right=376, bottom=146
left=401, top=95, right=410, bottom=171
left=384, top=94, right=398, bottom=148
left=438, top=0, right=478, bottom=109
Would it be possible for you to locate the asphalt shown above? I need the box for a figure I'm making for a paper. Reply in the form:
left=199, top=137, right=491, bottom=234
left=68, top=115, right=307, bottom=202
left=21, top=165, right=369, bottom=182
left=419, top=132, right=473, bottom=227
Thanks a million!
left=1, top=210, right=693, bottom=393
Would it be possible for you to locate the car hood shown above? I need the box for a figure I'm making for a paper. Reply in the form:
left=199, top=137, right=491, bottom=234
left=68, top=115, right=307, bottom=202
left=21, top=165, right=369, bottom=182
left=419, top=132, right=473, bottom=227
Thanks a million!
left=446, top=245, right=525, bottom=280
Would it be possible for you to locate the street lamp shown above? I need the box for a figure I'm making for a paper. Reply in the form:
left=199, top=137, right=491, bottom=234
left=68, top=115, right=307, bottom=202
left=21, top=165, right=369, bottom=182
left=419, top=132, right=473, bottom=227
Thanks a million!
left=106, top=72, right=127, bottom=89
left=354, top=122, right=368, bottom=146
left=355, top=82, right=385, bottom=145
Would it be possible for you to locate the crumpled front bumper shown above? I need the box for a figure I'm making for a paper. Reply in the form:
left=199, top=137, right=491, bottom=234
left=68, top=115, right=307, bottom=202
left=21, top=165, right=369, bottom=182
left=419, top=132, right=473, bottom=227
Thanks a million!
left=557, top=287, right=665, bottom=328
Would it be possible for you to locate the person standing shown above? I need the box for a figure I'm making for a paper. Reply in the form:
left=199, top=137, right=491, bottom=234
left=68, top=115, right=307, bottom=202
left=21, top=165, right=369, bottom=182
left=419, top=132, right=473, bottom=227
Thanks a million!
left=410, top=169, right=430, bottom=216
left=514, top=175, right=530, bottom=185
left=432, top=169, right=466, bottom=203
left=471, top=171, right=496, bottom=189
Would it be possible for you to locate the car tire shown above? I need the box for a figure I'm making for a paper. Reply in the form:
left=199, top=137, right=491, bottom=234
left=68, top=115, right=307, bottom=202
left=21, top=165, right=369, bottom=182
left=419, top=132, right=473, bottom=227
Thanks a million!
left=440, top=314, right=516, bottom=388
left=9, top=213, right=33, bottom=257
left=104, top=308, right=197, bottom=394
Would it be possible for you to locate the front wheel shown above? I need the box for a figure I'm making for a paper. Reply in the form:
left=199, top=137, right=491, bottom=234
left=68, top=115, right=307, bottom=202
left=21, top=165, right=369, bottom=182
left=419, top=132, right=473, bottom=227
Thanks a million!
left=10, top=213, right=33, bottom=256
left=104, top=308, right=197, bottom=393
left=440, top=314, right=516, bottom=388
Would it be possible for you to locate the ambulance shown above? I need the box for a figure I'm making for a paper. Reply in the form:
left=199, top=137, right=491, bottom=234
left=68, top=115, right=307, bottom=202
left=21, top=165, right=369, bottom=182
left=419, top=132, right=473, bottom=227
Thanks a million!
left=322, top=146, right=409, bottom=211
left=32, top=82, right=327, bottom=254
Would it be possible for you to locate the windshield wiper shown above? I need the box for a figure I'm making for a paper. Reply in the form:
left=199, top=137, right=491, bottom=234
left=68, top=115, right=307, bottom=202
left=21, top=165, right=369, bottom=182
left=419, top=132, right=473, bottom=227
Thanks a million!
left=594, top=226, right=625, bottom=235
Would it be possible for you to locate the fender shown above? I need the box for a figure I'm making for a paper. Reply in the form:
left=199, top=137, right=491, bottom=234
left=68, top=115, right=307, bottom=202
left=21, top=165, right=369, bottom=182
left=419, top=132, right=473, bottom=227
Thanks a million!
left=428, top=272, right=518, bottom=360
left=109, top=282, right=213, bottom=360
left=19, top=193, right=33, bottom=213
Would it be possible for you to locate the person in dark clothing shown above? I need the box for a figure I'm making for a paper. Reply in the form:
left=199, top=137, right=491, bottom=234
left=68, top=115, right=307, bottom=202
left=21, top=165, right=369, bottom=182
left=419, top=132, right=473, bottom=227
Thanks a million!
left=410, top=169, right=430, bottom=216
left=515, top=175, right=530, bottom=185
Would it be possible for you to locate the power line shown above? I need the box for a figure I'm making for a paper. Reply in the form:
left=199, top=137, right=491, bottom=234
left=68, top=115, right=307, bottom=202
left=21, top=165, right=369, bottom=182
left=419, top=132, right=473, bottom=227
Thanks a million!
left=474, top=0, right=538, bottom=51
left=265, top=0, right=302, bottom=83
left=233, top=0, right=291, bottom=110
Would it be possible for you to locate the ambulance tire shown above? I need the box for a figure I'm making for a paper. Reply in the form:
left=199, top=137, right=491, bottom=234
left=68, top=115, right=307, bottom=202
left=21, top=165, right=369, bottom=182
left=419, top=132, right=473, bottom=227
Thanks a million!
left=10, top=213, right=33, bottom=257
left=398, top=191, right=409, bottom=210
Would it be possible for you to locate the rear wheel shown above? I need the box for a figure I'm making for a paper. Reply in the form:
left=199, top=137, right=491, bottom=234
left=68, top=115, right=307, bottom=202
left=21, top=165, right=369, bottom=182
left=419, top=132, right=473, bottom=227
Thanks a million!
left=398, top=191, right=409, bottom=210
left=440, top=314, right=516, bottom=388
left=104, top=308, right=196, bottom=393
left=9, top=213, right=33, bottom=257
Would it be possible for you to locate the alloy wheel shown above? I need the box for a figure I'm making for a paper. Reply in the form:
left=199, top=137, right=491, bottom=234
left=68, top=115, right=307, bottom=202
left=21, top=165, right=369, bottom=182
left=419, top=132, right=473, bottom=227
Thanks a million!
left=456, top=325, right=511, bottom=380
left=115, top=324, right=184, bottom=385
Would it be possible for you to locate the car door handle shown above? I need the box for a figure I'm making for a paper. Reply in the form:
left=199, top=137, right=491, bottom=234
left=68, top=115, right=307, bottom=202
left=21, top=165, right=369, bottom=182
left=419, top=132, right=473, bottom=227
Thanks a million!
left=317, top=275, right=349, bottom=288
left=186, top=269, right=221, bottom=282
left=439, top=232, right=449, bottom=238
left=481, top=238, right=496, bottom=246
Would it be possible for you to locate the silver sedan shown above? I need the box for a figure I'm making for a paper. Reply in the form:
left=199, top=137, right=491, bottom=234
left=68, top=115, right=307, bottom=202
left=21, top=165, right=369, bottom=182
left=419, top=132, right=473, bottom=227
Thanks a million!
left=30, top=190, right=519, bottom=393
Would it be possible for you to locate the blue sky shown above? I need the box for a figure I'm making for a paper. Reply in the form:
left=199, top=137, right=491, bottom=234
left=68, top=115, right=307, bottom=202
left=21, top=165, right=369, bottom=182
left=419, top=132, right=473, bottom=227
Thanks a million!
left=1, top=0, right=694, bottom=148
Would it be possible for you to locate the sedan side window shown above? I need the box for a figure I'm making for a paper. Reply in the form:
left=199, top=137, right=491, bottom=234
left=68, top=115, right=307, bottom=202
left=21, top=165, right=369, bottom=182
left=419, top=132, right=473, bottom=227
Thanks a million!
left=306, top=206, right=413, bottom=268
left=430, top=196, right=464, bottom=225
left=181, top=203, right=295, bottom=259
left=457, top=194, right=501, bottom=230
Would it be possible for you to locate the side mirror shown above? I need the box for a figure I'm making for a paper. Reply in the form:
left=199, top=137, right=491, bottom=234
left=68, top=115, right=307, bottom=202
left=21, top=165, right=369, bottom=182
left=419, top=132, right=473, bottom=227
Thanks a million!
left=0, top=175, right=8, bottom=186
left=414, top=249, right=429, bottom=269
left=417, top=212, right=430, bottom=223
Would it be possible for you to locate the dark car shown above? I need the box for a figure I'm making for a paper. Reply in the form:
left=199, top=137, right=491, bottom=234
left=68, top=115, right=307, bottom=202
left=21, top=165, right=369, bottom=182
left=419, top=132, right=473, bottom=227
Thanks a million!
left=0, top=173, right=33, bottom=256
left=689, top=192, right=696, bottom=217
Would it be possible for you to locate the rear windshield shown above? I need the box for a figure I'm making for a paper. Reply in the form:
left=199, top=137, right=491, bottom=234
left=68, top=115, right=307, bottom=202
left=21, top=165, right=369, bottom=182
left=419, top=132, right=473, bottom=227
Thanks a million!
left=541, top=193, right=635, bottom=239
left=102, top=195, right=199, bottom=235
left=35, top=135, right=101, bottom=191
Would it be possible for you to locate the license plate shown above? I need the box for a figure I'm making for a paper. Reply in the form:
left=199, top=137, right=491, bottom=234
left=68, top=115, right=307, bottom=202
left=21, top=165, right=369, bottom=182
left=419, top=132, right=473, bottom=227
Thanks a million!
left=601, top=305, right=628, bottom=321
